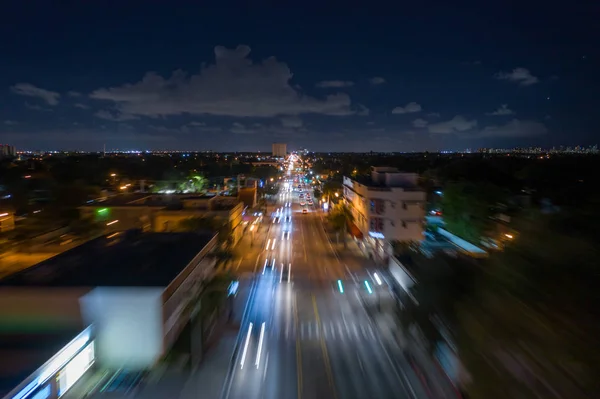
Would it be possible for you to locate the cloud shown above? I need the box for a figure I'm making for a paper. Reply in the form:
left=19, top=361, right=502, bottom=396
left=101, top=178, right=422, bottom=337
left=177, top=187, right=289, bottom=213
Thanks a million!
left=486, top=104, right=514, bottom=116
left=68, top=91, right=82, bottom=97
left=427, top=112, right=440, bottom=118
left=187, top=121, right=206, bottom=126
left=428, top=115, right=477, bottom=134
left=412, top=118, right=429, bottom=128
left=281, top=117, right=303, bottom=128
left=74, top=103, right=90, bottom=109
left=392, top=102, right=422, bottom=114
left=495, top=67, right=539, bottom=86
left=3, top=120, right=19, bottom=126
left=230, top=122, right=257, bottom=134
left=316, top=80, right=354, bottom=88
left=90, top=45, right=355, bottom=118
left=11, top=83, right=60, bottom=105
left=357, top=104, right=370, bottom=116
left=369, top=77, right=385, bottom=85
left=25, top=102, right=52, bottom=111
left=94, top=109, right=139, bottom=121
left=476, top=119, right=547, bottom=138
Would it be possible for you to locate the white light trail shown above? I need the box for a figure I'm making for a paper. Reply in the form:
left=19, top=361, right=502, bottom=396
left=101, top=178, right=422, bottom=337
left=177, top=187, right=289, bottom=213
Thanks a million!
left=288, top=263, right=291, bottom=282
left=240, top=323, right=253, bottom=369
left=271, top=239, right=277, bottom=250
left=266, top=239, right=271, bottom=250
left=255, top=322, right=266, bottom=368
left=373, top=272, right=383, bottom=286
left=263, top=259, right=268, bottom=275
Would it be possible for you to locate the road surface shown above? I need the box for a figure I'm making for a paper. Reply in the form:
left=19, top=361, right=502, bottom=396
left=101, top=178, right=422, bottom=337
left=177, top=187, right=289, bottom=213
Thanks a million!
left=222, top=174, right=427, bottom=399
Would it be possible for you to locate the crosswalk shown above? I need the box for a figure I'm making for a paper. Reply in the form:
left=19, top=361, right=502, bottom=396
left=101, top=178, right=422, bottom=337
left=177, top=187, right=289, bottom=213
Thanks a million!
left=272, top=320, right=378, bottom=341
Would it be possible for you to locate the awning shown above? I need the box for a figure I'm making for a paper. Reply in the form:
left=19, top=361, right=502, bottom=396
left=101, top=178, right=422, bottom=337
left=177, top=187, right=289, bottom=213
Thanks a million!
left=347, top=221, right=364, bottom=240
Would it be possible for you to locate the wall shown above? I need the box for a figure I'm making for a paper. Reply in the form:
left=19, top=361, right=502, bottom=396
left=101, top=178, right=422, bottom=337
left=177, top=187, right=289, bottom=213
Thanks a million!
left=0, top=288, right=90, bottom=332
left=80, top=287, right=163, bottom=370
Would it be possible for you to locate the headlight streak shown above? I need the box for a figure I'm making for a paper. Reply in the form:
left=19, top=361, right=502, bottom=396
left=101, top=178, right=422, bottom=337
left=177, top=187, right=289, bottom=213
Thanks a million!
left=240, top=323, right=253, bottom=369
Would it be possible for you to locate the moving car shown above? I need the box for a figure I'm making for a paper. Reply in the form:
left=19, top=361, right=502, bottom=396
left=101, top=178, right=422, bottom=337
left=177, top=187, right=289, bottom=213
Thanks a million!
left=302, top=208, right=308, bottom=214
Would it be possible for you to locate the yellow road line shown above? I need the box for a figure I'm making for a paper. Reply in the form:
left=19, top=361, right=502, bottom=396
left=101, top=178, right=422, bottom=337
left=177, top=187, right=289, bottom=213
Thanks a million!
left=294, top=293, right=303, bottom=399
left=312, top=294, right=338, bottom=399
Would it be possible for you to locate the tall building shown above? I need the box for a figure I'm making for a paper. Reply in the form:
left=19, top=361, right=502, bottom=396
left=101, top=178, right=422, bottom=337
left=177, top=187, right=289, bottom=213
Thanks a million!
left=0, top=144, right=16, bottom=158
left=343, top=167, right=426, bottom=260
left=272, top=143, right=287, bottom=158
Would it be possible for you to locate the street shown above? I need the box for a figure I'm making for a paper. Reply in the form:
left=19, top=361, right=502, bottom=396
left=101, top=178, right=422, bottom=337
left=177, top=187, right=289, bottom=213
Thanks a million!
left=222, top=174, right=428, bottom=399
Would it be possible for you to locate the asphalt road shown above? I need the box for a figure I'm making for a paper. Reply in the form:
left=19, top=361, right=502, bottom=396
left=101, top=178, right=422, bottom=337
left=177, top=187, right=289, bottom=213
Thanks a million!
left=223, top=175, right=426, bottom=399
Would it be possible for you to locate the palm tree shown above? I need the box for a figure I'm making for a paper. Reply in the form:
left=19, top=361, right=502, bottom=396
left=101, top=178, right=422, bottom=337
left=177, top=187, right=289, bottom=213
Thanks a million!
left=327, top=204, right=354, bottom=248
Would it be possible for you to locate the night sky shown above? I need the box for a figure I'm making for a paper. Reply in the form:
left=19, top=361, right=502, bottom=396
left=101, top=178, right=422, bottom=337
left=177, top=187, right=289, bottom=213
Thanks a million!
left=0, top=1, right=598, bottom=152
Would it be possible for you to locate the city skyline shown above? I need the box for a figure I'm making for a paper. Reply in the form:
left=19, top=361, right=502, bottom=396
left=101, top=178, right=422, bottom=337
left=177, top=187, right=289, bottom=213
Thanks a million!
left=1, top=2, right=598, bottom=151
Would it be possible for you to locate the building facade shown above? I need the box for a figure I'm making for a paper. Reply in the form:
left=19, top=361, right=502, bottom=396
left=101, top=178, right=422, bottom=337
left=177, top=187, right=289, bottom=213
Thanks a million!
left=343, top=167, right=426, bottom=258
left=272, top=143, right=287, bottom=158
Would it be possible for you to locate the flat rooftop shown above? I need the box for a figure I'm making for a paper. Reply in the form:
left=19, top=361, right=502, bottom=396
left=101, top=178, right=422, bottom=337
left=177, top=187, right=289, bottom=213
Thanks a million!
left=0, top=231, right=214, bottom=287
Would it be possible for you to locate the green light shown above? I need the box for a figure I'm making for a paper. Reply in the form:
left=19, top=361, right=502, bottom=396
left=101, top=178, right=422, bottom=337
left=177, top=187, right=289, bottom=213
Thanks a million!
left=96, top=208, right=109, bottom=214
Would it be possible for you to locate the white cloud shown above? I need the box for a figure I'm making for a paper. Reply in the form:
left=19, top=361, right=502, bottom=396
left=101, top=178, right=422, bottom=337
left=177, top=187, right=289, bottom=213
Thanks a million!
left=392, top=102, right=422, bottom=114
left=369, top=77, right=386, bottom=85
left=94, top=110, right=139, bottom=121
left=68, top=91, right=82, bottom=97
left=495, top=67, right=539, bottom=86
left=357, top=104, right=370, bottom=116
left=477, top=119, right=547, bottom=138
left=11, top=83, right=60, bottom=105
left=428, top=115, right=477, bottom=134
left=486, top=104, right=514, bottom=116
left=412, top=118, right=428, bottom=128
left=3, top=120, right=19, bottom=126
left=281, top=117, right=303, bottom=128
left=90, top=45, right=355, bottom=118
left=74, top=103, right=90, bottom=109
left=316, top=80, right=354, bottom=88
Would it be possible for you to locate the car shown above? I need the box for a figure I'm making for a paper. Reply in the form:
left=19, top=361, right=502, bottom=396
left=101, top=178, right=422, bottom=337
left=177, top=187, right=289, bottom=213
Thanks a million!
left=285, top=216, right=291, bottom=222
left=302, top=208, right=308, bottom=214
left=308, top=200, right=313, bottom=205
left=300, top=202, right=305, bottom=206
left=282, top=231, right=290, bottom=240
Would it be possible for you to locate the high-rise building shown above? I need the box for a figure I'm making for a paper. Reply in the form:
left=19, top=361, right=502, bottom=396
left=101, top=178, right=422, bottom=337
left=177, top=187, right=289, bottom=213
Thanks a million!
left=272, top=143, right=287, bottom=158
left=0, top=144, right=16, bottom=158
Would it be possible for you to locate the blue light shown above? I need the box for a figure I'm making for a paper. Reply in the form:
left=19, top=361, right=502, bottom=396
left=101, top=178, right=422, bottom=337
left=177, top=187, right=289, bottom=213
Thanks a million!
left=337, top=280, right=344, bottom=294
left=364, top=281, right=373, bottom=294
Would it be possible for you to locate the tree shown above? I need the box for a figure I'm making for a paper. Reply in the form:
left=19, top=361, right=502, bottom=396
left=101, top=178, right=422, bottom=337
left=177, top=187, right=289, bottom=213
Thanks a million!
left=456, top=211, right=600, bottom=398
left=327, top=204, right=354, bottom=247
left=178, top=216, right=218, bottom=232
left=178, top=173, right=208, bottom=193
left=313, top=188, right=322, bottom=200
left=441, top=181, right=505, bottom=242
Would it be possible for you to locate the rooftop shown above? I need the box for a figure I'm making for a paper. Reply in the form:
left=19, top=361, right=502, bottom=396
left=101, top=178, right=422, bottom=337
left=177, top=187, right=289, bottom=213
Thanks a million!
left=0, top=231, right=214, bottom=287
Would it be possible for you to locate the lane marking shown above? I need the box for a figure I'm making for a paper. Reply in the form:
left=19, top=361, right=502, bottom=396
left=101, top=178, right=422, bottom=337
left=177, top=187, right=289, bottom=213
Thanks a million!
left=312, top=294, right=338, bottom=399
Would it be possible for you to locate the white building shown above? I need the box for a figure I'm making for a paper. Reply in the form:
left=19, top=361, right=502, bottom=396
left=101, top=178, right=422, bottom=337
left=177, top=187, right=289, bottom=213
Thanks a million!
left=272, top=143, right=287, bottom=158
left=343, top=167, right=426, bottom=258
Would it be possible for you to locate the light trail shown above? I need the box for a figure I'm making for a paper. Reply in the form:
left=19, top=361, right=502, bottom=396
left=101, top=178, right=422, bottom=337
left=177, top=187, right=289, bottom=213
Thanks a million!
left=255, top=322, right=266, bottom=368
left=240, top=323, right=253, bottom=369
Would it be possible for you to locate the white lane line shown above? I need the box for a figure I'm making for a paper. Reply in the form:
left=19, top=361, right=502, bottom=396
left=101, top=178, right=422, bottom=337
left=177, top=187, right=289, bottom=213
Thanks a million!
left=255, top=322, right=266, bottom=368
left=240, top=323, right=253, bottom=369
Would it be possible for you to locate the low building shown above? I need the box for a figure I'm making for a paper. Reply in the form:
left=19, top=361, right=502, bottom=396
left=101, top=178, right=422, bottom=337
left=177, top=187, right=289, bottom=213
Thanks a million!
left=0, top=231, right=218, bottom=373
left=343, top=167, right=426, bottom=259
left=78, top=193, right=244, bottom=246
